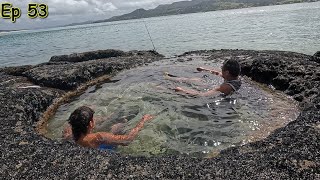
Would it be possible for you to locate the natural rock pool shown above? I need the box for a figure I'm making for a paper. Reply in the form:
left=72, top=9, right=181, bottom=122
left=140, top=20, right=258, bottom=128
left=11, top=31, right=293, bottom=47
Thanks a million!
left=44, top=58, right=300, bottom=157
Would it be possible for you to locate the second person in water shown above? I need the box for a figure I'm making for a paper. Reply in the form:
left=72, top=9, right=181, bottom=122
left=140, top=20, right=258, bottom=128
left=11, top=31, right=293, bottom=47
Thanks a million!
left=167, top=59, right=241, bottom=96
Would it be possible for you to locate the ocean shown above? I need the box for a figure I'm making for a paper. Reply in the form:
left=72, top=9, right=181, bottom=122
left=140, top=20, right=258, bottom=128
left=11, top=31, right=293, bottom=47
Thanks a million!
left=0, top=2, right=319, bottom=67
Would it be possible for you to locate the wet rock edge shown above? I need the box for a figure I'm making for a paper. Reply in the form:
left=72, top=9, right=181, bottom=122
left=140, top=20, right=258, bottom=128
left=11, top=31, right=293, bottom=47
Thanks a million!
left=0, top=49, right=319, bottom=179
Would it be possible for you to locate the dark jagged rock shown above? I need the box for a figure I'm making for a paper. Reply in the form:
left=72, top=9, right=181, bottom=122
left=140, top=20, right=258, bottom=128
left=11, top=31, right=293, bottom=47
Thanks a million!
left=312, top=51, right=320, bottom=63
left=0, top=65, right=34, bottom=76
left=49, top=49, right=163, bottom=63
left=49, top=49, right=127, bottom=63
left=0, top=49, right=319, bottom=179
left=24, top=51, right=163, bottom=90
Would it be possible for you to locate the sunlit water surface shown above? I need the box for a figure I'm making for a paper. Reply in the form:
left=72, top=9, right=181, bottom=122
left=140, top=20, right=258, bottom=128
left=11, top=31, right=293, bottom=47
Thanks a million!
left=45, top=59, right=299, bottom=157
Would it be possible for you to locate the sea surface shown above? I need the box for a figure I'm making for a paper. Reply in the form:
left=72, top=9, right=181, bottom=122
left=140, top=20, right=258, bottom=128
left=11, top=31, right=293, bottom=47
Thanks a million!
left=0, top=2, right=319, bottom=67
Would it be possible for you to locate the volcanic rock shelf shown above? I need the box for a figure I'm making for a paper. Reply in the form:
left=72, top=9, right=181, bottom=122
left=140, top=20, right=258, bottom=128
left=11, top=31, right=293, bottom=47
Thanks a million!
left=0, top=49, right=319, bottom=179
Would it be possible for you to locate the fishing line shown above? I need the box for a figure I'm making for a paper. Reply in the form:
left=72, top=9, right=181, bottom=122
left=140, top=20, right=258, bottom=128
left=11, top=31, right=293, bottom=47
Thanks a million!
left=143, top=20, right=156, bottom=51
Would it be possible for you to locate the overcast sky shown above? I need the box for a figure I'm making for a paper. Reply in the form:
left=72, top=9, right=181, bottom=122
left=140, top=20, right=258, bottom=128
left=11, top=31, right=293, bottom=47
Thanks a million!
left=0, top=0, right=187, bottom=30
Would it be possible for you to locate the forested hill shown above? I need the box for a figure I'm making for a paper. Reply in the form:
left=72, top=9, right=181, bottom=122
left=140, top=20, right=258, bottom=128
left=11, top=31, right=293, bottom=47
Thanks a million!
left=94, top=0, right=318, bottom=23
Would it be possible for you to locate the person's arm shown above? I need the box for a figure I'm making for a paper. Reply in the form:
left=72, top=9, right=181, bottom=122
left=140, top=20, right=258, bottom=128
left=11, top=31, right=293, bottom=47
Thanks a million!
left=175, top=83, right=233, bottom=96
left=175, top=87, right=201, bottom=96
left=197, top=67, right=222, bottom=76
left=94, top=114, right=154, bottom=145
left=175, top=87, right=219, bottom=96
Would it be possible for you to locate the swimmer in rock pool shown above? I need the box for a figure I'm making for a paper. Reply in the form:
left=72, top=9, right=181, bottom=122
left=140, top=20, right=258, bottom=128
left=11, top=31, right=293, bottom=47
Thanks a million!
left=166, top=59, right=241, bottom=96
left=63, top=106, right=154, bottom=150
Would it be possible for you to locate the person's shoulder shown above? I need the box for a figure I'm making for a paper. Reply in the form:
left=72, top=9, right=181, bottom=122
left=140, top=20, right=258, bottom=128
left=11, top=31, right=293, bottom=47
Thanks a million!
left=90, top=132, right=115, bottom=143
left=89, top=132, right=107, bottom=140
left=76, top=134, right=101, bottom=148
left=224, top=79, right=241, bottom=92
left=84, top=133, right=104, bottom=144
left=217, top=83, right=234, bottom=95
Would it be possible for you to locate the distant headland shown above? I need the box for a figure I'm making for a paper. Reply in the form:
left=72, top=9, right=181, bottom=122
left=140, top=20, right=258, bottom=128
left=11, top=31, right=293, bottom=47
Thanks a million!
left=68, top=0, right=319, bottom=26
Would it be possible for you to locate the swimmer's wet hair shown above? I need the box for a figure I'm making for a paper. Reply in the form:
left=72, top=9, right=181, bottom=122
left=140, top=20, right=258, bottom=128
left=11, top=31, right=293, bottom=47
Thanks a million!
left=68, top=106, right=94, bottom=141
left=222, top=59, right=241, bottom=77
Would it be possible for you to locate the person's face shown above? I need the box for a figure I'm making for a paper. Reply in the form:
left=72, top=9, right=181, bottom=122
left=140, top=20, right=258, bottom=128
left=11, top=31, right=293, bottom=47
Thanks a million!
left=221, top=66, right=229, bottom=79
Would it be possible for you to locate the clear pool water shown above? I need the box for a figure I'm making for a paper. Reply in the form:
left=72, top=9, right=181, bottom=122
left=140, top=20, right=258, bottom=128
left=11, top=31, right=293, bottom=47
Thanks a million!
left=45, top=59, right=299, bottom=157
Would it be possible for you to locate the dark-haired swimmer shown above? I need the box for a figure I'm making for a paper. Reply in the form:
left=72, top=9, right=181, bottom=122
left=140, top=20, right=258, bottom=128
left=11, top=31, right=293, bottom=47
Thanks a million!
left=63, top=106, right=154, bottom=149
left=168, top=59, right=241, bottom=96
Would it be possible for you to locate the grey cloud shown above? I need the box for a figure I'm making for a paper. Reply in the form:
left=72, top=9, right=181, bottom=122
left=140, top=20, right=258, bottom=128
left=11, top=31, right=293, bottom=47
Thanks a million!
left=1, top=0, right=186, bottom=30
left=6, top=0, right=117, bottom=16
left=6, top=0, right=185, bottom=15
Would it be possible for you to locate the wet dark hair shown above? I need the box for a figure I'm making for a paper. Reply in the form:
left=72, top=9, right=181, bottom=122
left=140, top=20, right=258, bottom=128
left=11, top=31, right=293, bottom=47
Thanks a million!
left=68, top=106, right=94, bottom=141
left=222, top=59, right=241, bottom=77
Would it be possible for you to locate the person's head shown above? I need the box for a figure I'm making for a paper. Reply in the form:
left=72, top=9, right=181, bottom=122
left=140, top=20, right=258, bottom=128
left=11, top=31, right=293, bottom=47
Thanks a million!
left=68, top=106, right=95, bottom=141
left=221, top=59, right=241, bottom=79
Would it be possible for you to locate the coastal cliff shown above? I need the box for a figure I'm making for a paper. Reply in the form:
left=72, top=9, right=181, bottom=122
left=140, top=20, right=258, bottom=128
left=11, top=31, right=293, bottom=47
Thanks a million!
left=95, top=0, right=319, bottom=23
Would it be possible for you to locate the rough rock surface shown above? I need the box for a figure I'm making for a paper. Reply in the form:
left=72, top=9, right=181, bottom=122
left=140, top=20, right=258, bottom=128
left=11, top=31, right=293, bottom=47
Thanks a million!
left=49, top=49, right=161, bottom=63
left=23, top=50, right=163, bottom=90
left=313, top=51, right=320, bottom=63
left=0, top=49, right=319, bottom=179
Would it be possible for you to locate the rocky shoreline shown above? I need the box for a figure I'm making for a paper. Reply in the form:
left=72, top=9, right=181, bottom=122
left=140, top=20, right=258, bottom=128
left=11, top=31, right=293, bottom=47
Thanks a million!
left=0, top=49, right=319, bottom=179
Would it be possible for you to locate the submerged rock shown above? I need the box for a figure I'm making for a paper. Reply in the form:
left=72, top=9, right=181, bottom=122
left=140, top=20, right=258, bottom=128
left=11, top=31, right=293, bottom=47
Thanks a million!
left=0, top=49, right=319, bottom=179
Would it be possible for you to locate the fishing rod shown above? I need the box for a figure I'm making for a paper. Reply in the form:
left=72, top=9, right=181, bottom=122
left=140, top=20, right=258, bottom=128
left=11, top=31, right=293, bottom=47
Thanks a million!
left=143, top=20, right=156, bottom=51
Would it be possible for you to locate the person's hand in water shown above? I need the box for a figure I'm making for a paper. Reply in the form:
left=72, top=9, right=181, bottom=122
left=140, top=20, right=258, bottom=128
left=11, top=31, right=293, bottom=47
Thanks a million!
left=175, top=87, right=198, bottom=95
left=211, top=70, right=221, bottom=76
left=141, top=114, right=154, bottom=122
left=196, top=67, right=206, bottom=72
left=174, top=87, right=184, bottom=92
